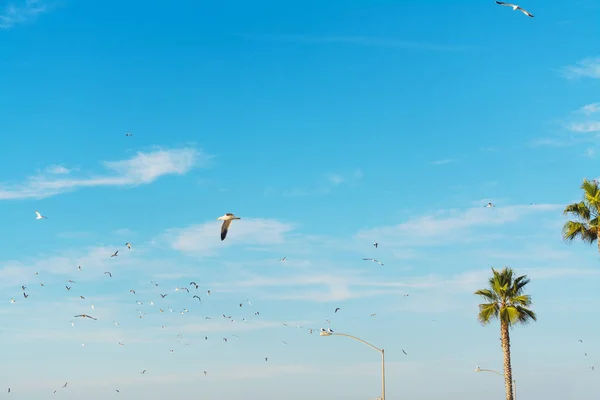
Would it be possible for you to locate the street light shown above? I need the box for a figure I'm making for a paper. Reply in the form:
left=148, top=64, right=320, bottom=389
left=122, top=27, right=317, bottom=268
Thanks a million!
left=320, top=328, right=385, bottom=400
left=474, top=366, right=516, bottom=400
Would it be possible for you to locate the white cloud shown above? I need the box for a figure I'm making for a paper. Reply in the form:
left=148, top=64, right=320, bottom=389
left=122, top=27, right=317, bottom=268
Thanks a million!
left=326, top=173, right=345, bottom=185
left=214, top=272, right=436, bottom=303
left=567, top=121, right=600, bottom=133
left=431, top=159, right=455, bottom=165
left=354, top=203, right=563, bottom=247
left=177, top=320, right=308, bottom=334
left=0, top=244, right=177, bottom=292
left=325, top=169, right=363, bottom=187
left=578, top=103, right=600, bottom=115
left=270, top=169, right=363, bottom=197
left=529, top=138, right=571, bottom=147
left=447, top=267, right=600, bottom=295
left=163, top=218, right=295, bottom=256
left=0, top=147, right=208, bottom=200
left=560, top=57, right=600, bottom=79
left=0, top=0, right=48, bottom=29
left=251, top=34, right=474, bottom=52
left=585, top=147, right=596, bottom=158
left=45, top=164, right=71, bottom=174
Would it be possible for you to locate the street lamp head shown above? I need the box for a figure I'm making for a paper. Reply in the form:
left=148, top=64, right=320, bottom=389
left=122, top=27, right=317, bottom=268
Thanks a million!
left=319, top=328, right=332, bottom=336
left=475, top=366, right=481, bottom=372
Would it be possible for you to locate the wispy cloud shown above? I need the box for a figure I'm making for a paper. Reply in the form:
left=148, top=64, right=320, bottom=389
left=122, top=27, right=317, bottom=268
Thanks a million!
left=585, top=147, right=596, bottom=158
left=267, top=169, right=363, bottom=197
left=214, top=272, right=435, bottom=303
left=162, top=218, right=295, bottom=256
left=0, top=0, right=49, bottom=29
left=529, top=138, right=572, bottom=147
left=578, top=103, right=600, bottom=115
left=355, top=203, right=563, bottom=247
left=431, top=158, right=455, bottom=165
left=177, top=320, right=307, bottom=334
left=560, top=56, right=600, bottom=79
left=45, top=164, right=71, bottom=174
left=325, top=169, right=363, bottom=187
left=567, top=121, right=600, bottom=133
left=249, top=34, right=474, bottom=52
left=0, top=147, right=208, bottom=200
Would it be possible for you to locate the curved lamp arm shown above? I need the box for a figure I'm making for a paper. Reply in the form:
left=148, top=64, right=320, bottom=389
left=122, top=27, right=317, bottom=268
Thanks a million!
left=475, top=367, right=503, bottom=376
left=329, top=333, right=383, bottom=353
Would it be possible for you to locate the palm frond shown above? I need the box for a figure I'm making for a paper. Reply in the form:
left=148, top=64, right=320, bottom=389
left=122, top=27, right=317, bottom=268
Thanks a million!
left=477, top=303, right=498, bottom=326
left=511, top=294, right=532, bottom=307
left=581, top=179, right=600, bottom=209
left=562, top=221, right=596, bottom=243
left=563, top=201, right=591, bottom=221
left=474, top=288, right=497, bottom=302
left=515, top=306, right=537, bottom=324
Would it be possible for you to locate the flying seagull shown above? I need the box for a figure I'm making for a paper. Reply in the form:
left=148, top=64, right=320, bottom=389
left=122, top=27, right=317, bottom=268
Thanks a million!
left=495, top=1, right=534, bottom=17
left=160, top=294, right=167, bottom=298
left=217, top=213, right=241, bottom=241
left=402, top=349, right=408, bottom=355
left=193, top=295, right=201, bottom=301
left=190, top=282, right=199, bottom=289
left=34, top=210, right=47, bottom=220
left=111, top=251, right=118, bottom=257
left=485, top=202, right=495, bottom=208
left=279, top=257, right=287, bottom=263
left=363, top=258, right=384, bottom=266
left=74, top=314, right=97, bottom=320
left=335, top=307, right=340, bottom=313
left=373, top=242, right=378, bottom=248
left=104, top=272, right=112, bottom=277
left=125, top=242, right=131, bottom=249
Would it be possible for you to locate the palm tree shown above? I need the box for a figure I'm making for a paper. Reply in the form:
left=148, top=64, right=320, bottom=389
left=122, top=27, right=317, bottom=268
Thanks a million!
left=474, top=267, right=537, bottom=400
left=563, top=178, right=600, bottom=253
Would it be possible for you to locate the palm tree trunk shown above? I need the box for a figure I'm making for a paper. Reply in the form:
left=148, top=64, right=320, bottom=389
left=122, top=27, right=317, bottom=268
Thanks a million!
left=500, top=321, right=514, bottom=400
left=597, top=231, right=600, bottom=253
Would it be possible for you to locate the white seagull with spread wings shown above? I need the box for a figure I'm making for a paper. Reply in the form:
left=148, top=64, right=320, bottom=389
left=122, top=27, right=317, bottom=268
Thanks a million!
left=34, top=210, right=47, bottom=220
left=495, top=1, right=534, bottom=17
left=217, top=213, right=241, bottom=241
left=363, top=258, right=384, bottom=266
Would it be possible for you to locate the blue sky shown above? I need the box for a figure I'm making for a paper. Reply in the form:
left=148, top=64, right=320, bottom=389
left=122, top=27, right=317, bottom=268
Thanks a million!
left=1, top=0, right=600, bottom=398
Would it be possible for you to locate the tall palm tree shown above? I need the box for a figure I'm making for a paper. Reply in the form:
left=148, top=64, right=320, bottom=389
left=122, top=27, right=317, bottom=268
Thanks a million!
left=474, top=267, right=537, bottom=400
left=563, top=178, right=600, bottom=253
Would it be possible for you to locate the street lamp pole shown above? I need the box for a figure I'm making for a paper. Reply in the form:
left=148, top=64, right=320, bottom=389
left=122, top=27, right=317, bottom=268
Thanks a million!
left=320, top=330, right=385, bottom=400
left=474, top=367, right=516, bottom=400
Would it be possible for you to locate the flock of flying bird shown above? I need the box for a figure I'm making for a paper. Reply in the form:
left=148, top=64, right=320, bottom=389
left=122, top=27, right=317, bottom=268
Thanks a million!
left=6, top=210, right=395, bottom=395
